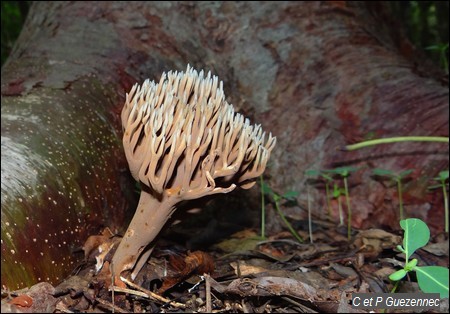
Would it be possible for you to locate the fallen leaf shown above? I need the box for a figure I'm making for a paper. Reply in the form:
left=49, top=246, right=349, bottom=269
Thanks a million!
left=158, top=251, right=215, bottom=293
left=229, top=260, right=268, bottom=277
left=82, top=227, right=115, bottom=261
left=18, top=282, right=57, bottom=313
left=214, top=230, right=262, bottom=253
left=220, top=276, right=323, bottom=302
left=422, top=239, right=449, bottom=256
left=10, top=294, right=33, bottom=307
left=353, top=229, right=401, bottom=259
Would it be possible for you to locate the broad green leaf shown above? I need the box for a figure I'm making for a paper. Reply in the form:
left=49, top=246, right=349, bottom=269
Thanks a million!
left=415, top=266, right=449, bottom=299
left=373, top=168, right=395, bottom=177
left=400, top=218, right=430, bottom=261
left=282, top=190, right=299, bottom=200
left=329, top=166, right=357, bottom=177
left=389, top=269, right=407, bottom=281
left=332, top=184, right=342, bottom=198
left=399, top=169, right=414, bottom=178
left=261, top=181, right=273, bottom=196
left=320, top=173, right=333, bottom=181
left=439, top=170, right=449, bottom=181
left=428, top=184, right=442, bottom=190
left=425, top=45, right=440, bottom=50
left=305, top=169, right=320, bottom=177
left=272, top=193, right=281, bottom=202
left=426, top=43, right=449, bottom=51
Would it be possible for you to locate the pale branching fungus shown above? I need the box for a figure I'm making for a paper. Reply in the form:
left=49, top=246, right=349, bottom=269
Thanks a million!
left=111, top=65, right=276, bottom=280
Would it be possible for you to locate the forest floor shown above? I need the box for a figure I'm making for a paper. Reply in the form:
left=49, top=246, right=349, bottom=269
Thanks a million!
left=1, top=215, right=448, bottom=313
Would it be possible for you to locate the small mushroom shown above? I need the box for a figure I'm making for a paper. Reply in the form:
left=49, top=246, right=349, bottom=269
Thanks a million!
left=111, top=65, right=276, bottom=280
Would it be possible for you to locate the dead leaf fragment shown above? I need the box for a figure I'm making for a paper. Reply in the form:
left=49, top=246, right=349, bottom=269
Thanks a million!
left=82, top=227, right=115, bottom=260
left=159, top=251, right=215, bottom=293
left=422, top=239, right=449, bottom=256
left=353, top=229, right=401, bottom=259
left=10, top=294, right=33, bottom=307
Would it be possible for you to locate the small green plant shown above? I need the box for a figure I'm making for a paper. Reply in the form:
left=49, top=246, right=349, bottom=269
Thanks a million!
left=304, top=170, right=320, bottom=243
left=345, top=136, right=449, bottom=232
left=373, top=168, right=414, bottom=221
left=260, top=176, right=267, bottom=239
left=261, top=182, right=303, bottom=243
left=306, top=182, right=313, bottom=243
left=428, top=170, right=449, bottom=233
left=426, top=42, right=449, bottom=74
left=327, top=167, right=357, bottom=240
left=389, top=218, right=449, bottom=298
left=305, top=169, right=334, bottom=219
left=332, top=182, right=346, bottom=227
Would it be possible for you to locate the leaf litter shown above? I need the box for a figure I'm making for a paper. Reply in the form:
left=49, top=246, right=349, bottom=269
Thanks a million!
left=1, top=216, right=448, bottom=313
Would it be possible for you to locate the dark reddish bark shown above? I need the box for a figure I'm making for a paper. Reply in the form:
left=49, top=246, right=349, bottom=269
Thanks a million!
left=1, top=1, right=448, bottom=289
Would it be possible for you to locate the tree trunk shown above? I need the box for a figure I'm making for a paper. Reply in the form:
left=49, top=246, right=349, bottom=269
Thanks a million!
left=1, top=1, right=448, bottom=289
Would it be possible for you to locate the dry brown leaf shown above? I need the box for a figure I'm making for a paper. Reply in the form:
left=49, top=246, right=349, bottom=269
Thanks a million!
left=82, top=227, right=115, bottom=260
left=12, top=282, right=57, bottom=313
left=185, top=251, right=215, bottom=275
left=223, top=276, right=320, bottom=301
left=353, top=228, right=401, bottom=259
left=229, top=261, right=268, bottom=277
left=10, top=294, right=33, bottom=307
left=422, top=239, right=449, bottom=256
left=159, top=251, right=215, bottom=294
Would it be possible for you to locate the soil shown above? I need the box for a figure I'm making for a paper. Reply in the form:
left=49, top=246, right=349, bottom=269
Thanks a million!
left=1, top=213, right=448, bottom=313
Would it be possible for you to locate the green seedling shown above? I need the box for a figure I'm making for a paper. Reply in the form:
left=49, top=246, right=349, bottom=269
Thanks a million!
left=306, top=182, right=313, bottom=243
left=305, top=169, right=334, bottom=219
left=304, top=170, right=320, bottom=243
left=260, top=176, right=267, bottom=239
left=332, top=183, right=346, bottom=227
left=428, top=170, right=449, bottom=232
left=261, top=182, right=303, bottom=243
left=389, top=218, right=449, bottom=298
left=372, top=168, right=414, bottom=221
left=327, top=167, right=357, bottom=240
left=426, top=42, right=449, bottom=74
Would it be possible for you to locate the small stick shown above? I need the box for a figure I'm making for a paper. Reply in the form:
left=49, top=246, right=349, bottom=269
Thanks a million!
left=205, top=273, right=212, bottom=313
left=111, top=286, right=152, bottom=298
left=95, top=297, right=127, bottom=313
left=118, top=276, right=186, bottom=309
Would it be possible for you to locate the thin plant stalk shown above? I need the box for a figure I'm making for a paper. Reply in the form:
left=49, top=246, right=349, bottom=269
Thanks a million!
left=325, top=182, right=332, bottom=218
left=260, top=176, right=265, bottom=239
left=397, top=178, right=404, bottom=220
left=443, top=180, right=448, bottom=233
left=274, top=198, right=303, bottom=243
left=391, top=280, right=400, bottom=293
left=345, top=136, right=448, bottom=151
left=338, top=196, right=344, bottom=226
left=307, top=184, right=313, bottom=243
left=343, top=177, right=352, bottom=240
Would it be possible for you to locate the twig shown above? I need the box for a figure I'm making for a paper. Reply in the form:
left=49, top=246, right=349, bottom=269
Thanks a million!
left=95, top=297, right=128, bottom=313
left=118, top=276, right=186, bottom=309
left=205, top=273, right=212, bottom=313
left=111, top=286, right=153, bottom=298
left=282, top=296, right=318, bottom=313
